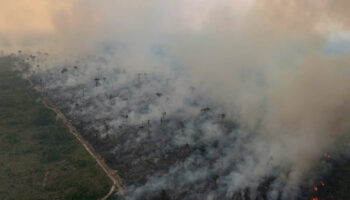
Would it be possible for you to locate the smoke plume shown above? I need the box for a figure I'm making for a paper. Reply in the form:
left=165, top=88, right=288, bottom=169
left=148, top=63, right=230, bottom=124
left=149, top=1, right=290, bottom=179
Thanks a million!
left=3, top=0, right=350, bottom=199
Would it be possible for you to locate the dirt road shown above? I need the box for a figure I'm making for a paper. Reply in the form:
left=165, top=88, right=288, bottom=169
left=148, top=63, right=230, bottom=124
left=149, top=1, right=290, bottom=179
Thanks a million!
left=26, top=78, right=126, bottom=200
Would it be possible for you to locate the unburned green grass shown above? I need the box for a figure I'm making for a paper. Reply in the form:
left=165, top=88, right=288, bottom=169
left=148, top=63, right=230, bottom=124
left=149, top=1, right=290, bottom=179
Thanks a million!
left=0, top=56, right=112, bottom=200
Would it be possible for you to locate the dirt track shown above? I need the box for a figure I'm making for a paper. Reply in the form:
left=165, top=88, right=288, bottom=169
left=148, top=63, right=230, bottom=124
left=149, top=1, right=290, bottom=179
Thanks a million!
left=26, top=78, right=126, bottom=200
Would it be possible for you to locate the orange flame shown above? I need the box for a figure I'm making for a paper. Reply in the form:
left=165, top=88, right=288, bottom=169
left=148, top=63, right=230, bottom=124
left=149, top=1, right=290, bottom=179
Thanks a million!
left=320, top=181, right=325, bottom=187
left=312, top=198, right=318, bottom=200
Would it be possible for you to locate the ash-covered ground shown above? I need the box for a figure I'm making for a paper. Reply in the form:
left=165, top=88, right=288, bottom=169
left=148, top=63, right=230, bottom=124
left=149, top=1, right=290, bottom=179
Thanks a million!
left=10, top=54, right=350, bottom=200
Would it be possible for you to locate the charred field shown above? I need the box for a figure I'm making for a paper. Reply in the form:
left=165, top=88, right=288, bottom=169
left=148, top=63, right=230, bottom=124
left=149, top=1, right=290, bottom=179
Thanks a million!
left=7, top=53, right=350, bottom=200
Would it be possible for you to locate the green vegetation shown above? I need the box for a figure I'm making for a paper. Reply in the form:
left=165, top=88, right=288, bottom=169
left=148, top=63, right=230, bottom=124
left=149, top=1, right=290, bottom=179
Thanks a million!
left=0, top=56, right=112, bottom=200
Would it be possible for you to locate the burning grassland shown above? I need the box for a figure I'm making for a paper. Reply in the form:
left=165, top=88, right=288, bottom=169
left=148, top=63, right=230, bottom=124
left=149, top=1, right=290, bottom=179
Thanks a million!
left=7, top=52, right=350, bottom=200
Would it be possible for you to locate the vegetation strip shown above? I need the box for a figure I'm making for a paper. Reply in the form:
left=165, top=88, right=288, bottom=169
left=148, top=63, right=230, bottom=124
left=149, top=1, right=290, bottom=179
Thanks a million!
left=27, top=77, right=127, bottom=199
left=0, top=57, right=112, bottom=200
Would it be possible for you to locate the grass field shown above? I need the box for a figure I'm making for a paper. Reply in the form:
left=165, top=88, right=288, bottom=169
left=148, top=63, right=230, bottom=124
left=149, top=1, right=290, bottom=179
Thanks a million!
left=0, top=56, right=112, bottom=200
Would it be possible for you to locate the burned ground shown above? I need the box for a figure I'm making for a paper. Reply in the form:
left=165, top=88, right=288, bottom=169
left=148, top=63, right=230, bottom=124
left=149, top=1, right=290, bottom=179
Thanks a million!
left=11, top=54, right=350, bottom=200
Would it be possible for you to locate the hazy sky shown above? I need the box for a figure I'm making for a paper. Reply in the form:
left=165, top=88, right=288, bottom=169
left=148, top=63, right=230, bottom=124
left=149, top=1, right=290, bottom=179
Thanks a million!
left=1, top=0, right=349, bottom=52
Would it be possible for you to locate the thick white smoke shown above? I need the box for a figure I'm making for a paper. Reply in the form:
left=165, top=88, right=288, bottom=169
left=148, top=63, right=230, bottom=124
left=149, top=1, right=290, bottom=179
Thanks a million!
left=3, top=0, right=350, bottom=199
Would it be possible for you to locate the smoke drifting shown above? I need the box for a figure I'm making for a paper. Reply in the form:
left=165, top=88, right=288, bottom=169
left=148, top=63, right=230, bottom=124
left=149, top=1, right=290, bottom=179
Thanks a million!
left=3, top=0, right=350, bottom=199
